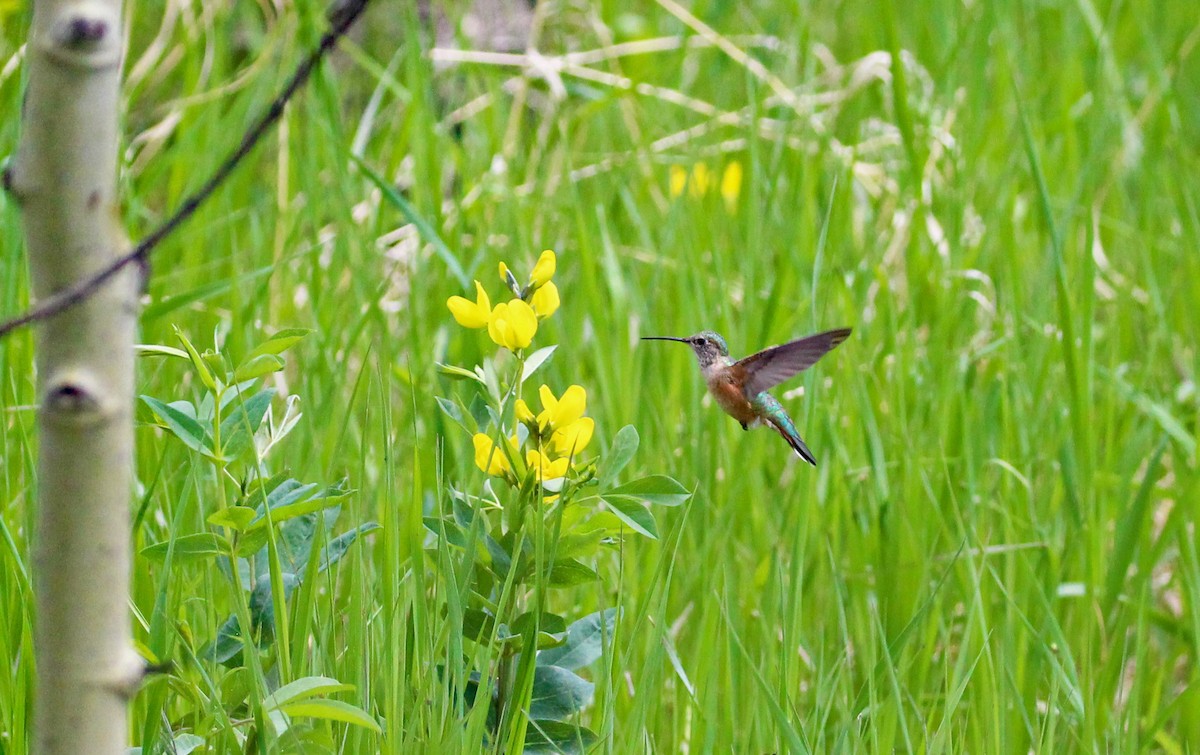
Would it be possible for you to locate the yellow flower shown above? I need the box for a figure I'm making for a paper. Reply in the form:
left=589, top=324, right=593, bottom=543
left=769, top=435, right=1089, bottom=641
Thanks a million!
left=515, top=398, right=536, bottom=424
left=499, top=261, right=521, bottom=296
left=526, top=449, right=569, bottom=482
left=447, top=281, right=492, bottom=329
left=549, top=416, right=594, bottom=457
left=529, top=250, right=556, bottom=288
left=721, top=161, right=743, bottom=212
left=473, top=433, right=515, bottom=476
left=669, top=165, right=689, bottom=198
left=536, top=384, right=586, bottom=433
left=530, top=280, right=560, bottom=319
left=487, top=300, right=538, bottom=351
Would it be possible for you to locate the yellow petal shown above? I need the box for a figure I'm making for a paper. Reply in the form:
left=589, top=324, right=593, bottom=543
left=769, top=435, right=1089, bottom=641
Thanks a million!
left=551, top=416, right=594, bottom=457
left=669, top=165, right=688, bottom=198
left=486, top=303, right=509, bottom=346
left=526, top=449, right=568, bottom=481
left=536, top=384, right=556, bottom=431
left=515, top=398, right=536, bottom=424
left=721, top=161, right=743, bottom=212
left=504, top=299, right=538, bottom=349
left=487, top=300, right=538, bottom=350
left=531, top=280, right=560, bottom=319
left=447, top=280, right=492, bottom=329
left=529, top=249, right=557, bottom=287
left=473, top=433, right=511, bottom=476
left=550, top=385, right=587, bottom=428
left=499, top=261, right=510, bottom=280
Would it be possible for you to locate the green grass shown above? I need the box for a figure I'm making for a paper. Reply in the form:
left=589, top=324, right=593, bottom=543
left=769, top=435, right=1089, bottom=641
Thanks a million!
left=3, top=0, right=1200, bottom=751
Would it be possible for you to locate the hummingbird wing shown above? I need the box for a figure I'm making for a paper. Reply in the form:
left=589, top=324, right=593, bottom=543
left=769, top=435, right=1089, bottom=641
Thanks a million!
left=733, top=328, right=851, bottom=398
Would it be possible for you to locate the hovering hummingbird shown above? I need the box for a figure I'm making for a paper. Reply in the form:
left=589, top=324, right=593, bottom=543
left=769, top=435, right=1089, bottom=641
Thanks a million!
left=642, top=328, right=852, bottom=465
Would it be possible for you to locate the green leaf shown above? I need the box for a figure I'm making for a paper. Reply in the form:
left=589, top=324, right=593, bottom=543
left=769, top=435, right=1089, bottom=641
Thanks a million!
left=249, top=572, right=300, bottom=639
left=239, top=478, right=353, bottom=540
left=425, top=516, right=466, bottom=549
left=244, top=507, right=343, bottom=573
left=135, top=344, right=189, bottom=359
left=521, top=345, right=558, bottom=383
left=598, top=425, right=639, bottom=486
left=606, top=474, right=691, bottom=507
left=436, top=396, right=475, bottom=434
left=263, top=676, right=354, bottom=710
left=537, top=608, right=618, bottom=670
left=233, top=353, right=286, bottom=383
left=352, top=155, right=469, bottom=287
left=523, top=721, right=598, bottom=754
left=512, top=611, right=567, bottom=637
left=462, top=608, right=497, bottom=642
left=278, top=699, right=382, bottom=733
left=140, top=533, right=230, bottom=563
left=174, top=326, right=219, bottom=394
left=600, top=496, right=658, bottom=539
left=247, top=328, right=312, bottom=360
left=267, top=483, right=350, bottom=526
left=436, top=362, right=485, bottom=383
left=127, top=732, right=205, bottom=755
left=201, top=613, right=245, bottom=664
left=207, top=506, right=257, bottom=531
left=140, top=396, right=216, bottom=458
left=219, top=387, right=276, bottom=458
left=546, top=558, right=600, bottom=586
left=318, top=522, right=380, bottom=571
left=528, top=665, right=594, bottom=720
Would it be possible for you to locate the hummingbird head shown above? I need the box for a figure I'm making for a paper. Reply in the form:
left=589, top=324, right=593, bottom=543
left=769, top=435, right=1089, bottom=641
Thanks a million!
left=641, top=330, right=729, bottom=369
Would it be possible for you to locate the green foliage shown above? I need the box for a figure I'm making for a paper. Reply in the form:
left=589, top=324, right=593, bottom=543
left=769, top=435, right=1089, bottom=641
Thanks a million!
left=2, top=2, right=1199, bottom=752
left=433, top=251, right=690, bottom=750
left=135, top=328, right=380, bottom=747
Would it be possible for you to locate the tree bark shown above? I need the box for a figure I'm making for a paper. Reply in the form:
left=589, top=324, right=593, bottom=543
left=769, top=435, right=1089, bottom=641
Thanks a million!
left=8, top=0, right=142, bottom=752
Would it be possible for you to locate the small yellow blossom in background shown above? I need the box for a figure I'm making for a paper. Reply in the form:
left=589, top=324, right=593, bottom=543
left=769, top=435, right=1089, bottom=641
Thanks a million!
left=720, top=162, right=743, bottom=213
left=669, top=165, right=689, bottom=198
left=531, top=281, right=560, bottom=319
left=487, top=300, right=538, bottom=351
left=525, top=449, right=570, bottom=482
left=668, top=161, right=743, bottom=212
left=529, top=250, right=556, bottom=287
left=473, top=433, right=516, bottom=476
left=447, top=281, right=492, bottom=329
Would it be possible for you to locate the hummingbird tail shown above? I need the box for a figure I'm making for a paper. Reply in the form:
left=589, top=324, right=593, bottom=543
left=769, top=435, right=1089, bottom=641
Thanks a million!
left=767, top=417, right=817, bottom=466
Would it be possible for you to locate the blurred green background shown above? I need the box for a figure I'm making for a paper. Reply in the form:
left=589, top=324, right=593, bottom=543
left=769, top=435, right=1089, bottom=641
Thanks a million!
left=2, top=0, right=1199, bottom=751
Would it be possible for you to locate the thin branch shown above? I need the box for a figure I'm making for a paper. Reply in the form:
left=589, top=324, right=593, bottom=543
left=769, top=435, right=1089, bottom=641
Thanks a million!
left=0, top=0, right=371, bottom=340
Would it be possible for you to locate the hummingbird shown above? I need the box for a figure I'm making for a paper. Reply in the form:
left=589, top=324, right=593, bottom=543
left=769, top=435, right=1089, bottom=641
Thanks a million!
left=642, top=328, right=852, bottom=465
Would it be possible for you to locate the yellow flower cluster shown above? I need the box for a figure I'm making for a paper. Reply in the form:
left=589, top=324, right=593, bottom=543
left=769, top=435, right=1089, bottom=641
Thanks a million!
left=669, top=161, right=742, bottom=213
left=472, top=383, right=595, bottom=485
left=447, top=250, right=560, bottom=351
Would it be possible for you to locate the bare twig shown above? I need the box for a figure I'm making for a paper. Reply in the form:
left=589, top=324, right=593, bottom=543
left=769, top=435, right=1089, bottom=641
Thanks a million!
left=0, top=0, right=371, bottom=340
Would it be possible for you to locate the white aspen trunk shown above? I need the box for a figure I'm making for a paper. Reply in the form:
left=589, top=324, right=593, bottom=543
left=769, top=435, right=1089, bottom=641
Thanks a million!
left=9, top=0, right=143, bottom=752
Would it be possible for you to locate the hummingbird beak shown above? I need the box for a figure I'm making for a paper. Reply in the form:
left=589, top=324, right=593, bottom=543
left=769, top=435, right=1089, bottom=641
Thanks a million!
left=641, top=336, right=690, bottom=344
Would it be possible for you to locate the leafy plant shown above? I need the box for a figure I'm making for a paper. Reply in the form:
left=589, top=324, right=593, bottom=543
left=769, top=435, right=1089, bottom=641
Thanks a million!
left=136, top=328, right=380, bottom=749
left=435, top=251, right=691, bottom=751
